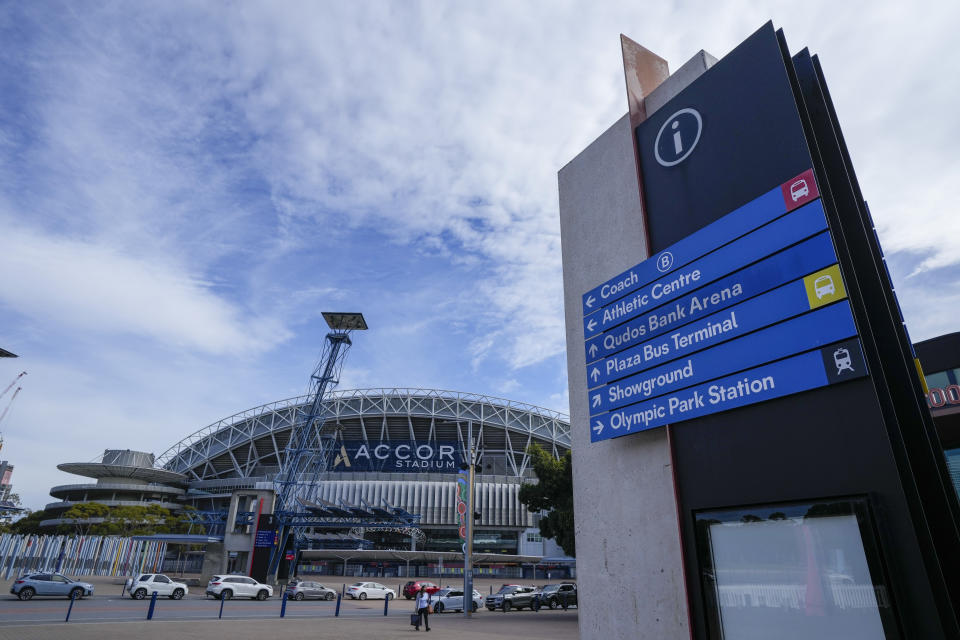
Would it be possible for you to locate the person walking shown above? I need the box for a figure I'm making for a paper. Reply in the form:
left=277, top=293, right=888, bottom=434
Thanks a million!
left=414, top=585, right=432, bottom=631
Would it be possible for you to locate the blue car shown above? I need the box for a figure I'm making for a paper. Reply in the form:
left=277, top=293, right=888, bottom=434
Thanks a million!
left=10, top=572, right=95, bottom=600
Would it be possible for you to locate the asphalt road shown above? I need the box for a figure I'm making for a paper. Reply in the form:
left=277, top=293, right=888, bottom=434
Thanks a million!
left=0, top=589, right=422, bottom=624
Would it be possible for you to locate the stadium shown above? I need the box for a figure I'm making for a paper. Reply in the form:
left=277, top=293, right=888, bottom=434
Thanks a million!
left=49, top=387, right=573, bottom=578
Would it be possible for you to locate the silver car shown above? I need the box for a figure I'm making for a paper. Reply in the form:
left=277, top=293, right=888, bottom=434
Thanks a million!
left=285, top=579, right=337, bottom=601
left=10, top=572, right=95, bottom=600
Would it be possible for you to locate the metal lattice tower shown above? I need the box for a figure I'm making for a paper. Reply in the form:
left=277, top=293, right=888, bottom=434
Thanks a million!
left=269, top=312, right=367, bottom=576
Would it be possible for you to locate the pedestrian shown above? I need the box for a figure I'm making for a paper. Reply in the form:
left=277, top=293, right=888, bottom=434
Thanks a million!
left=414, top=585, right=432, bottom=631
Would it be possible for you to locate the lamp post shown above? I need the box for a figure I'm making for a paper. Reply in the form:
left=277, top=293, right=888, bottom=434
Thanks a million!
left=464, top=423, right=475, bottom=618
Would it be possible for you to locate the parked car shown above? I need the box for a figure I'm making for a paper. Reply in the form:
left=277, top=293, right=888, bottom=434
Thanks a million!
left=346, top=581, right=395, bottom=600
left=432, top=587, right=483, bottom=613
left=285, top=580, right=337, bottom=600
left=538, top=583, right=577, bottom=609
left=402, top=580, right=440, bottom=599
left=205, top=574, right=273, bottom=600
left=128, top=573, right=189, bottom=600
left=485, top=584, right=539, bottom=611
left=10, top=572, right=94, bottom=600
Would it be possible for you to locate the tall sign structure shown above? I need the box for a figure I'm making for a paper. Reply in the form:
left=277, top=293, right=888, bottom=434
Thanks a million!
left=559, top=23, right=960, bottom=639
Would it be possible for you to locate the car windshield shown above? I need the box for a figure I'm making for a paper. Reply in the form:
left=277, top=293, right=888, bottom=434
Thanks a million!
left=437, top=589, right=452, bottom=597
left=542, top=585, right=560, bottom=592
left=497, top=586, right=518, bottom=594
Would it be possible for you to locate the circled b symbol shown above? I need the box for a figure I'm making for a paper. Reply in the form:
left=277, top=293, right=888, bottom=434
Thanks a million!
left=656, top=251, right=674, bottom=273
left=654, top=108, right=702, bottom=167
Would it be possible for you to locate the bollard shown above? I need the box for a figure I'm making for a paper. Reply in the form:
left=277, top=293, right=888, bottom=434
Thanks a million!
left=489, top=585, right=492, bottom=595
left=335, top=592, right=342, bottom=617
left=341, top=583, right=346, bottom=596
left=147, top=591, right=158, bottom=620
left=219, top=591, right=226, bottom=619
left=383, top=595, right=389, bottom=616
left=280, top=591, right=288, bottom=618
left=65, top=589, right=78, bottom=622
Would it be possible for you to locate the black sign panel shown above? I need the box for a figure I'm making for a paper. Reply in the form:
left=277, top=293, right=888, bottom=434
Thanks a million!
left=637, top=23, right=814, bottom=251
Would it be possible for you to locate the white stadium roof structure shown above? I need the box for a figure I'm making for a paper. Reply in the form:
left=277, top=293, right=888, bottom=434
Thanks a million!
left=155, top=388, right=571, bottom=483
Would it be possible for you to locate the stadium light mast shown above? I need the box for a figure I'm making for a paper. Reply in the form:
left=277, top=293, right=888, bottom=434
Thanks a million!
left=268, top=312, right=367, bottom=580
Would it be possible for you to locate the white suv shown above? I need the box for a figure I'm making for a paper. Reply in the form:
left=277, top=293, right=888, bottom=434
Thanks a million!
left=128, top=574, right=189, bottom=600
left=205, top=575, right=273, bottom=600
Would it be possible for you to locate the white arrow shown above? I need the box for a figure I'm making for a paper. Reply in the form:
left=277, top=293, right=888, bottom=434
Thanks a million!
left=585, top=295, right=596, bottom=309
left=590, top=367, right=600, bottom=382
left=586, top=319, right=597, bottom=332
left=588, top=343, right=599, bottom=358
left=593, top=420, right=604, bottom=435
left=591, top=394, right=601, bottom=408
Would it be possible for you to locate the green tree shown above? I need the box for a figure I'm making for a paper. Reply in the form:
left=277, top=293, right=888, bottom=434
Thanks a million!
left=518, top=444, right=575, bottom=557
left=7, top=508, right=53, bottom=534
left=61, top=502, right=110, bottom=535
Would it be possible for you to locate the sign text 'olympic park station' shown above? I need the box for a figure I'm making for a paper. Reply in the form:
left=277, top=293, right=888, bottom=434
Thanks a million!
left=582, top=170, right=866, bottom=441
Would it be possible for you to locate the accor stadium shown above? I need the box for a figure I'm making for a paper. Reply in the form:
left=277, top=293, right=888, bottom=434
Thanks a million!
left=51, top=387, right=573, bottom=578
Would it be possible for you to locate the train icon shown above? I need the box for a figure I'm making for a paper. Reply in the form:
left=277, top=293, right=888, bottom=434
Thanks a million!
left=834, top=347, right=854, bottom=374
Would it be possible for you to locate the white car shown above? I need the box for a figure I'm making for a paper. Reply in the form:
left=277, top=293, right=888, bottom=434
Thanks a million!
left=432, top=587, right=483, bottom=613
left=128, top=573, right=189, bottom=600
left=205, top=574, right=273, bottom=600
left=346, top=581, right=395, bottom=600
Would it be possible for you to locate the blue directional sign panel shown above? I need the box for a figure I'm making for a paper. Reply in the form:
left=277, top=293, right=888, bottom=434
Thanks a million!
left=581, top=171, right=818, bottom=316
left=590, top=338, right=867, bottom=441
left=582, top=169, right=866, bottom=442
left=583, top=198, right=827, bottom=339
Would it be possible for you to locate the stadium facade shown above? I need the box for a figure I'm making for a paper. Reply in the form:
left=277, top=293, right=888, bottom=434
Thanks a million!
left=50, top=388, right=573, bottom=576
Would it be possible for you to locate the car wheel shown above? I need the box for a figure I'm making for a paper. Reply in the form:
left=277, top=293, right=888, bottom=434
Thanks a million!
left=133, top=588, right=147, bottom=600
left=385, top=592, right=393, bottom=601
left=502, top=600, right=511, bottom=612
left=325, top=592, right=335, bottom=601
left=434, top=602, right=444, bottom=613
left=548, top=598, right=558, bottom=610
left=358, top=592, right=367, bottom=600
left=472, top=602, right=478, bottom=613
left=487, top=607, right=495, bottom=611
left=171, top=589, right=184, bottom=600
left=69, top=587, right=85, bottom=600
left=294, top=592, right=305, bottom=601
left=221, top=589, right=233, bottom=600
left=256, top=590, right=269, bottom=601
left=18, top=587, right=35, bottom=601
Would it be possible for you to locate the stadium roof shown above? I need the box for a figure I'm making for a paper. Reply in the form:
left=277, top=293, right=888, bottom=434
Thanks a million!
left=0, top=348, right=17, bottom=358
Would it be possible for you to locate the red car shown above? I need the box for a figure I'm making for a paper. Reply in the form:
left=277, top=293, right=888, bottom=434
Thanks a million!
left=403, top=580, right=441, bottom=599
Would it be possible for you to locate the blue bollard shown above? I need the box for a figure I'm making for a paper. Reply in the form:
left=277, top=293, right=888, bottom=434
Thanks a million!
left=383, top=595, right=389, bottom=616
left=219, top=591, right=226, bottom=619
left=65, top=590, right=78, bottom=622
left=280, top=591, right=287, bottom=618
left=335, top=592, right=342, bottom=617
left=147, top=591, right=158, bottom=620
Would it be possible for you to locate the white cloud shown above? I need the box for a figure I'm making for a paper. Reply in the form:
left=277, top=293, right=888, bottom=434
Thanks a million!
left=0, top=225, right=287, bottom=354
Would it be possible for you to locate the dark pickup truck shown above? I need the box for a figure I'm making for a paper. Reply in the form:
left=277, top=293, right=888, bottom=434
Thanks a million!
left=538, top=583, right=577, bottom=609
left=485, top=584, right=539, bottom=611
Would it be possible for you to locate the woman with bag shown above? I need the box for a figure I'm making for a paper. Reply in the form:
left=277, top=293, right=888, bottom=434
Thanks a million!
left=413, top=585, right=432, bottom=631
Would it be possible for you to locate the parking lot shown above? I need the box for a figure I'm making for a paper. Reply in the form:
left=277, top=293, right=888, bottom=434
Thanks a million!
left=0, top=575, right=579, bottom=640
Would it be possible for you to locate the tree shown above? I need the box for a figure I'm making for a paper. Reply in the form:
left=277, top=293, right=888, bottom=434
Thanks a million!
left=518, top=444, right=575, bottom=557
left=61, top=502, right=110, bottom=535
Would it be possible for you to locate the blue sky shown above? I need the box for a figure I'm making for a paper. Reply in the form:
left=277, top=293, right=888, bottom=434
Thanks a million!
left=1, top=1, right=958, bottom=510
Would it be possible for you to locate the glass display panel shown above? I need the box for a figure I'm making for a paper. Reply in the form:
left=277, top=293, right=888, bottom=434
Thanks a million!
left=695, top=498, right=899, bottom=639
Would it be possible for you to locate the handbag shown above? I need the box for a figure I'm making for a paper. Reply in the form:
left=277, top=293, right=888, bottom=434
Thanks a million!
left=410, top=613, right=420, bottom=626
left=427, top=604, right=434, bottom=614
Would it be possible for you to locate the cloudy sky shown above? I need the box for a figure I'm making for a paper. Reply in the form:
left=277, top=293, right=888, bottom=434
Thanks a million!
left=1, top=1, right=957, bottom=510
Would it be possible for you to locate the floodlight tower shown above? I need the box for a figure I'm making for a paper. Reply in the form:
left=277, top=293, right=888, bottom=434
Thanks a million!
left=268, top=312, right=367, bottom=579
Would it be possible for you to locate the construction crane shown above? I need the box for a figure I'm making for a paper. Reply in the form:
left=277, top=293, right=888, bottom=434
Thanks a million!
left=1, top=372, right=26, bottom=400
left=267, top=312, right=367, bottom=579
left=0, top=386, right=23, bottom=452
